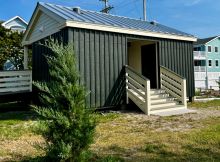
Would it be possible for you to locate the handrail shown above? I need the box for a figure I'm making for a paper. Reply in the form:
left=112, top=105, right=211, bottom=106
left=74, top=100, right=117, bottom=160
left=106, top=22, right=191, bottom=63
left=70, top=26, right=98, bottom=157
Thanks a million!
left=125, top=65, right=150, bottom=81
left=125, top=65, right=151, bottom=115
left=160, top=66, right=185, bottom=80
left=160, top=66, right=187, bottom=107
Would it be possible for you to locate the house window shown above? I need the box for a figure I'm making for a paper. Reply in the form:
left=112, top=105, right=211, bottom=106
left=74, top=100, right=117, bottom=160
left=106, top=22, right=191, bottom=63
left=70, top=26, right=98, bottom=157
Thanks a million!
left=215, top=47, right=218, bottom=52
left=216, top=60, right=219, bottom=67
left=208, top=60, right=212, bottom=67
left=194, top=47, right=201, bottom=51
left=208, top=46, right=212, bottom=52
left=194, top=60, right=206, bottom=66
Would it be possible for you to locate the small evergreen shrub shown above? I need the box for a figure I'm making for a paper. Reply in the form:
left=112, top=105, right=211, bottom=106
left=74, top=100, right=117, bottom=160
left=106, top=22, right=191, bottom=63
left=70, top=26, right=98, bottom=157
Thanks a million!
left=33, top=40, right=96, bottom=162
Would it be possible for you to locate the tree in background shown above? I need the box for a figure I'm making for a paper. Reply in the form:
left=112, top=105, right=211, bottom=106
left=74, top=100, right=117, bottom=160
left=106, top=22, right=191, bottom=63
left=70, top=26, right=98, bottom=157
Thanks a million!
left=0, top=23, right=24, bottom=70
left=33, top=40, right=96, bottom=161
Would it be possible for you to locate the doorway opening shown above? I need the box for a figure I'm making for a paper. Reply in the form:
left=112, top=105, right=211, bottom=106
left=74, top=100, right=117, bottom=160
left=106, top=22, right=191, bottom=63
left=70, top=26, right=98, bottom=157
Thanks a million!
left=127, top=39, right=159, bottom=89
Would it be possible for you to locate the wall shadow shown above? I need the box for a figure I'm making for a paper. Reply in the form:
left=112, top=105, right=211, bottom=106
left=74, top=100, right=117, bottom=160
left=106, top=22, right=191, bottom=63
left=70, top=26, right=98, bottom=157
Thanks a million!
left=104, top=67, right=126, bottom=108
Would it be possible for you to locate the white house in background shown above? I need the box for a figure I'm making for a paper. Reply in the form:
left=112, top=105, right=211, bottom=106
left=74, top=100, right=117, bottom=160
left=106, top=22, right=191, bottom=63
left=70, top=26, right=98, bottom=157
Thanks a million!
left=194, top=36, right=220, bottom=90
left=1, top=16, right=28, bottom=32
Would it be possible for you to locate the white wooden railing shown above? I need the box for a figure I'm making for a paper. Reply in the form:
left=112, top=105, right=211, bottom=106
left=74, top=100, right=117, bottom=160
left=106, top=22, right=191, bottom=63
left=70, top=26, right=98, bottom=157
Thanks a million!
left=0, top=70, right=32, bottom=94
left=194, top=66, right=206, bottom=72
left=193, top=51, right=206, bottom=59
left=160, top=66, right=187, bottom=107
left=125, top=65, right=151, bottom=115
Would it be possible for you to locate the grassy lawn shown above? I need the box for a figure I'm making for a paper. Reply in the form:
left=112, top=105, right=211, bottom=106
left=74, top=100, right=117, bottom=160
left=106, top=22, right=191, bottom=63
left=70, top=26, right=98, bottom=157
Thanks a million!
left=0, top=101, right=220, bottom=161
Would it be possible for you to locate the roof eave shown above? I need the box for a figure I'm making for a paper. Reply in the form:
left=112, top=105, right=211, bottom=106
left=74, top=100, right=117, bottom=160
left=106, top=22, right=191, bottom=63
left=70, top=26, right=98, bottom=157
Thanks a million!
left=204, top=36, right=220, bottom=45
left=64, top=20, right=197, bottom=42
left=2, top=16, right=28, bottom=27
left=22, top=2, right=66, bottom=46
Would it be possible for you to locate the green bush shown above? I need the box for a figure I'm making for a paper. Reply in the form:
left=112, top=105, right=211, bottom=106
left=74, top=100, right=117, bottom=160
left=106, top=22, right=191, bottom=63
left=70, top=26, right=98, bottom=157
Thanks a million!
left=195, top=90, right=201, bottom=96
left=33, top=40, right=96, bottom=162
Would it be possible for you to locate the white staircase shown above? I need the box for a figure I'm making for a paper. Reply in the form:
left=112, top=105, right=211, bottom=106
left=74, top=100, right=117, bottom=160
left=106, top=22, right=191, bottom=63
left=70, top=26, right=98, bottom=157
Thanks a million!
left=125, top=65, right=188, bottom=116
left=150, top=89, right=186, bottom=115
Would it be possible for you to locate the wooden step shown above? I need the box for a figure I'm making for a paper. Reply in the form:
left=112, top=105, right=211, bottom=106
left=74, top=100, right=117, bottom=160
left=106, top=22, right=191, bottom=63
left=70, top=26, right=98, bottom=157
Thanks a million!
left=150, top=105, right=187, bottom=114
left=151, top=93, right=169, bottom=99
left=150, top=107, right=192, bottom=116
left=150, top=89, right=166, bottom=95
left=151, top=101, right=177, bottom=109
left=151, top=98, right=174, bottom=104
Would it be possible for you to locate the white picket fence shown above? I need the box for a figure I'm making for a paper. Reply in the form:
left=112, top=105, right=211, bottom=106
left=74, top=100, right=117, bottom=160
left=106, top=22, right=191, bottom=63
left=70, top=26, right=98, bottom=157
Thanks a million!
left=0, top=70, right=32, bottom=94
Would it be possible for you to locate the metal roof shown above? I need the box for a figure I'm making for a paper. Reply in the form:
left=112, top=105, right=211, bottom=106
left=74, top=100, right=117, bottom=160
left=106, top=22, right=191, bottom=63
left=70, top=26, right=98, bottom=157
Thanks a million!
left=194, top=36, right=218, bottom=45
left=39, top=2, right=194, bottom=38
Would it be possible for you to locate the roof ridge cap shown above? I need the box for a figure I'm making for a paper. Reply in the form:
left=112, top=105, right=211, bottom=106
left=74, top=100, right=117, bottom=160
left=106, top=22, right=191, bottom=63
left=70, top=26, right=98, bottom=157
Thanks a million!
left=40, top=2, right=150, bottom=23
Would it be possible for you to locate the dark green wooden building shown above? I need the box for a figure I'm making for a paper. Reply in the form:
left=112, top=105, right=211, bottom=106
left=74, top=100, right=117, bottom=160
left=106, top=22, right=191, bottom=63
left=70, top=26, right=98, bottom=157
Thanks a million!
left=22, top=2, right=197, bottom=111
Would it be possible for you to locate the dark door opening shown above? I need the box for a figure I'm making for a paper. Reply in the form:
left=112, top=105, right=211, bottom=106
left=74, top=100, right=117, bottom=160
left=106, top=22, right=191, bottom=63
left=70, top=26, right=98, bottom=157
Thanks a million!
left=141, top=43, right=159, bottom=89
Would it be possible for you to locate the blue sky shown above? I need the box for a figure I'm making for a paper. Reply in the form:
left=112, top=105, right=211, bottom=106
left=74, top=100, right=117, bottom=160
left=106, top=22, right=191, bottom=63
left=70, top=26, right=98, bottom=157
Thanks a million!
left=0, top=0, right=219, bottom=38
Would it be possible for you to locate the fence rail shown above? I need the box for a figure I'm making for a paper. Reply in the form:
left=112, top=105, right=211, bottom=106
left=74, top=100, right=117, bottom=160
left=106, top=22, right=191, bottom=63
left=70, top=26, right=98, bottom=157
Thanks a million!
left=194, top=66, right=206, bottom=72
left=0, top=70, right=32, bottom=94
left=160, top=66, right=187, bottom=106
left=193, top=51, right=206, bottom=59
left=125, top=65, right=151, bottom=115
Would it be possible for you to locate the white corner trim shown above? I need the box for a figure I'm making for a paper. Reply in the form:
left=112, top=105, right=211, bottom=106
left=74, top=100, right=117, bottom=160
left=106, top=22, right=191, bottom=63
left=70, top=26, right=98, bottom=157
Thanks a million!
left=22, top=28, right=61, bottom=46
left=65, top=21, right=197, bottom=42
left=22, top=4, right=66, bottom=46
left=2, top=16, right=28, bottom=27
left=205, top=35, right=220, bottom=45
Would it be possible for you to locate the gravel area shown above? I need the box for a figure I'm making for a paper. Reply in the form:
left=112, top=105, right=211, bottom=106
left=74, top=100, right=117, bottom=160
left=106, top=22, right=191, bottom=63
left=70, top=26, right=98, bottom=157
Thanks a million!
left=110, top=108, right=220, bottom=132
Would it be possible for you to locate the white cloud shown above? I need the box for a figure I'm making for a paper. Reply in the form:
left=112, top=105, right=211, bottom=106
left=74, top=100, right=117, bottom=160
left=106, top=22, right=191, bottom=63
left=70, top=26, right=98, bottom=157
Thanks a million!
left=184, top=0, right=202, bottom=6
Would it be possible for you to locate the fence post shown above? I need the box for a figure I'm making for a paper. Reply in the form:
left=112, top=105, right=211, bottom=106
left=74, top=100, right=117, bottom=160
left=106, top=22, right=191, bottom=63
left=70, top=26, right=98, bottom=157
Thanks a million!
left=205, top=76, right=208, bottom=90
left=125, top=72, right=129, bottom=104
left=24, top=46, right=29, bottom=70
left=181, top=79, right=187, bottom=107
left=145, top=80, right=151, bottom=115
left=29, top=71, right=32, bottom=92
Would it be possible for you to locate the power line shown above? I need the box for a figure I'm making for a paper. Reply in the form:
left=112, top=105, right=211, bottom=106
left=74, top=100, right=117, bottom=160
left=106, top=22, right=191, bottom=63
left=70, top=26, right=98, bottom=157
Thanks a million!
left=100, top=0, right=114, bottom=13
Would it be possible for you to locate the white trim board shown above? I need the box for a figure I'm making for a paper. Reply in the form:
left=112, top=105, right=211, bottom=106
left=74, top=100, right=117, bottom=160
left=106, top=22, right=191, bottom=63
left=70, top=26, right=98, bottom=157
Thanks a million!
left=205, top=35, right=220, bottom=45
left=2, top=16, right=28, bottom=28
left=22, top=3, right=197, bottom=46
left=64, top=21, right=197, bottom=42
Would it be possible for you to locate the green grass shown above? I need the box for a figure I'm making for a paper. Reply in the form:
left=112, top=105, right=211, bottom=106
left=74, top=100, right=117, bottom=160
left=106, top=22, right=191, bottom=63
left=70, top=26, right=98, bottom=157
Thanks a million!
left=188, top=100, right=220, bottom=109
left=94, top=112, right=121, bottom=123
left=1, top=103, right=220, bottom=162
left=0, top=111, right=38, bottom=140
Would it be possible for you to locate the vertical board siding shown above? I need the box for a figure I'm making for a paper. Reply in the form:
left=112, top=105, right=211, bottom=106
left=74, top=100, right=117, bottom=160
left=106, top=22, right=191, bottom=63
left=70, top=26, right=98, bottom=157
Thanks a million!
left=85, top=31, right=91, bottom=106
left=33, top=27, right=194, bottom=108
left=90, top=31, right=96, bottom=107
left=159, top=39, right=195, bottom=97
left=79, top=31, right=85, bottom=85
left=32, top=28, right=69, bottom=81
left=104, top=33, right=110, bottom=101
left=94, top=31, right=100, bottom=107
left=73, top=29, right=80, bottom=73
left=100, top=32, right=105, bottom=106
left=72, top=28, right=126, bottom=108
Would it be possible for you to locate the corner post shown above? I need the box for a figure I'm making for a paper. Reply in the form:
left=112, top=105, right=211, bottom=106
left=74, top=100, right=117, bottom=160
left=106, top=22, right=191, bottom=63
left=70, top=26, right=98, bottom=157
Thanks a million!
left=182, top=79, right=187, bottom=107
left=126, top=73, right=129, bottom=104
left=24, top=46, right=28, bottom=70
left=125, top=66, right=129, bottom=104
left=145, top=80, right=151, bottom=115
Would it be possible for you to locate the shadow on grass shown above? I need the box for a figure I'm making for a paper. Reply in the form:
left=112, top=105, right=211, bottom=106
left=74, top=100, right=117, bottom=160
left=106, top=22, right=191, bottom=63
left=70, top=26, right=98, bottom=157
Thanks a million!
left=22, top=153, right=125, bottom=162
left=182, top=143, right=220, bottom=161
left=0, top=101, right=31, bottom=112
left=0, top=102, right=39, bottom=121
left=0, top=110, right=39, bottom=121
left=95, top=142, right=220, bottom=162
